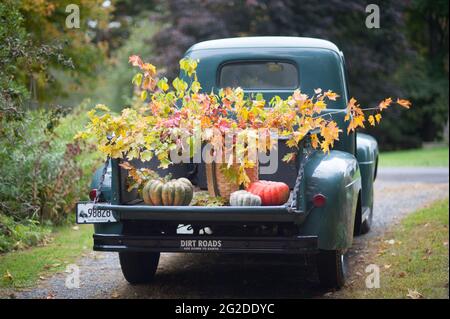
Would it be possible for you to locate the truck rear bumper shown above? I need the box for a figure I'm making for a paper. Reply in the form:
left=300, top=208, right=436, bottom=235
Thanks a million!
left=93, top=234, right=318, bottom=254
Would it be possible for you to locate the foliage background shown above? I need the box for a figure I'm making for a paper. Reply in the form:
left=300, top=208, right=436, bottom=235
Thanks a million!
left=0, top=0, right=448, bottom=252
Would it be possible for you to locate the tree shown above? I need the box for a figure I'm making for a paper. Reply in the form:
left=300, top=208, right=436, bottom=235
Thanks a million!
left=152, top=0, right=448, bottom=148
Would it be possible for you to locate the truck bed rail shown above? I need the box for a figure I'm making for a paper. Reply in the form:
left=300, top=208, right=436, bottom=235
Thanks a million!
left=95, top=203, right=307, bottom=224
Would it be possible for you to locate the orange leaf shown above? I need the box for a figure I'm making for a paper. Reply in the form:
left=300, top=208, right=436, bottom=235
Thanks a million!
left=324, top=90, right=339, bottom=101
left=129, top=55, right=143, bottom=68
left=378, top=97, right=392, bottom=111
left=397, top=98, right=411, bottom=109
left=119, top=161, right=134, bottom=170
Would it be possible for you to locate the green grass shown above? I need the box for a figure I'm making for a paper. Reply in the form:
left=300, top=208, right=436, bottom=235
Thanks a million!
left=0, top=224, right=93, bottom=288
left=338, top=198, right=449, bottom=299
left=379, top=146, right=449, bottom=167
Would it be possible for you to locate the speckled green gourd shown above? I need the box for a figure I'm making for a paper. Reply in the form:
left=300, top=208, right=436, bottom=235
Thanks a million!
left=143, top=177, right=193, bottom=206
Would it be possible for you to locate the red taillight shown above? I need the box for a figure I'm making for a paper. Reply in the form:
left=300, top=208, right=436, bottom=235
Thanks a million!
left=89, top=189, right=98, bottom=201
left=312, top=193, right=326, bottom=207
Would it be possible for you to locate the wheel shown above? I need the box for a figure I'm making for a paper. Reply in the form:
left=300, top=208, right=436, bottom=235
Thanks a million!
left=119, top=252, right=160, bottom=284
left=316, top=249, right=348, bottom=289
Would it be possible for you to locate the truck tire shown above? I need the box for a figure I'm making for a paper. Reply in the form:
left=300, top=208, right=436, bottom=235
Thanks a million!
left=316, top=250, right=348, bottom=289
left=119, top=252, right=160, bottom=285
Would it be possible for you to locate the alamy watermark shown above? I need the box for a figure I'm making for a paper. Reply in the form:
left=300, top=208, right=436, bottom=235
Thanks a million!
left=65, top=264, right=80, bottom=289
left=65, top=4, right=80, bottom=29
left=365, top=264, right=380, bottom=289
left=365, top=4, right=380, bottom=29
left=166, top=125, right=279, bottom=175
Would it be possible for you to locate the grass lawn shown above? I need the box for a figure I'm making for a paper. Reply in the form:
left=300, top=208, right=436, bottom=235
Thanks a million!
left=379, top=146, right=449, bottom=167
left=0, top=224, right=93, bottom=289
left=337, top=198, right=449, bottom=299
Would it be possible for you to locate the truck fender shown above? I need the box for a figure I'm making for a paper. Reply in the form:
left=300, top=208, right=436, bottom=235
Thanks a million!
left=90, top=162, right=112, bottom=202
left=299, top=150, right=361, bottom=250
left=356, top=133, right=379, bottom=214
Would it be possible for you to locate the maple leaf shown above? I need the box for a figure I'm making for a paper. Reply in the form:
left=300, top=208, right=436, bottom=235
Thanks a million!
left=157, top=78, right=169, bottom=92
left=320, top=121, right=341, bottom=153
left=142, top=63, right=157, bottom=77
left=3, top=270, right=13, bottom=282
left=142, top=76, right=156, bottom=91
left=119, top=161, right=134, bottom=170
left=347, top=97, right=358, bottom=110
left=310, top=134, right=320, bottom=149
left=368, top=115, right=376, bottom=126
left=378, top=97, right=392, bottom=111
left=397, top=98, right=412, bottom=109
left=129, top=55, right=143, bottom=67
left=407, top=289, right=424, bottom=299
left=282, top=152, right=297, bottom=163
left=324, top=90, right=339, bottom=101
left=375, top=113, right=382, bottom=123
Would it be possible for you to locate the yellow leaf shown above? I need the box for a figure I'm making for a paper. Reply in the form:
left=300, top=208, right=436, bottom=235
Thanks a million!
left=132, top=73, right=143, bottom=86
left=140, top=90, right=148, bottom=101
left=95, top=104, right=110, bottom=112
left=191, top=81, right=201, bottom=93
left=282, top=152, right=296, bottom=163
left=3, top=270, right=13, bottom=282
left=368, top=115, right=375, bottom=126
left=310, top=134, right=319, bottom=149
left=157, top=78, right=169, bottom=92
left=142, top=63, right=157, bottom=77
left=375, top=113, right=382, bottom=123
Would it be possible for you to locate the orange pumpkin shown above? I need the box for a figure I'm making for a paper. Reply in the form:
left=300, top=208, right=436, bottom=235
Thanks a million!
left=246, top=180, right=290, bottom=206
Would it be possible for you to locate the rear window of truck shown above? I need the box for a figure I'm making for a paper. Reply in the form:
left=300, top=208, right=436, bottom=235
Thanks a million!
left=219, top=61, right=299, bottom=90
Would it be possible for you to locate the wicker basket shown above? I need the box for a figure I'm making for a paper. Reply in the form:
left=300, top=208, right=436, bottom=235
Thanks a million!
left=205, top=161, right=259, bottom=200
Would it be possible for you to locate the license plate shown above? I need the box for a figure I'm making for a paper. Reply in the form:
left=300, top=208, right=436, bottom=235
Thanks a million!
left=76, top=202, right=117, bottom=224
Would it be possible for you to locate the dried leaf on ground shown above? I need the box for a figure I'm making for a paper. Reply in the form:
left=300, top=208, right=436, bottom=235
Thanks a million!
left=407, top=289, right=424, bottom=299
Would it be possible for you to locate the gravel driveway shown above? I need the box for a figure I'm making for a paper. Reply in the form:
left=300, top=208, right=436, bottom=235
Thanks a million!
left=12, top=167, right=449, bottom=299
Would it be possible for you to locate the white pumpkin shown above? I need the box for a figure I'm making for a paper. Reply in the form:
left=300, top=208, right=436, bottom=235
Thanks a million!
left=229, top=190, right=262, bottom=206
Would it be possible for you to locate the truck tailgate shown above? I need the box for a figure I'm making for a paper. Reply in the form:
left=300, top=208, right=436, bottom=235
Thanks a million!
left=95, top=203, right=307, bottom=224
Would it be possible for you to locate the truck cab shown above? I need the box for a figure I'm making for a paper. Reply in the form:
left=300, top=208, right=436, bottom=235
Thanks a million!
left=82, top=37, right=379, bottom=289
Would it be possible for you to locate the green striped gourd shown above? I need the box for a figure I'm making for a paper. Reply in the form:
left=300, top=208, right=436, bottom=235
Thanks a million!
left=142, top=177, right=193, bottom=206
left=229, top=190, right=262, bottom=206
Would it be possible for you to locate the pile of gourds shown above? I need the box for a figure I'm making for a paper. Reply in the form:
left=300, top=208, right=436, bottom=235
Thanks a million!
left=141, top=176, right=290, bottom=207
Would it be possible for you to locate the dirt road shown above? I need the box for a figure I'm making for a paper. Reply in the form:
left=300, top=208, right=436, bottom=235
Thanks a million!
left=14, top=167, right=450, bottom=299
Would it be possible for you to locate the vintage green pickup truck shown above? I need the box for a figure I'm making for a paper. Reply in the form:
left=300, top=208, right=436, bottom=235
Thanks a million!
left=77, top=37, right=379, bottom=288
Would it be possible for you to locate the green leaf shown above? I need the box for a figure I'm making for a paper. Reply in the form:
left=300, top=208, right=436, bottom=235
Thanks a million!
left=282, top=152, right=297, bottom=163
left=132, top=73, right=143, bottom=86
left=158, top=158, right=172, bottom=169
left=172, top=77, right=188, bottom=97
left=191, top=81, right=201, bottom=93
left=157, top=78, right=169, bottom=92
left=140, top=150, right=153, bottom=161
left=140, top=90, right=148, bottom=101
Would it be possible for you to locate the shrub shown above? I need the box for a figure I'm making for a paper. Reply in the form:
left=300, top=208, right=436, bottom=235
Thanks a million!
left=0, top=214, right=51, bottom=253
left=0, top=100, right=102, bottom=242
